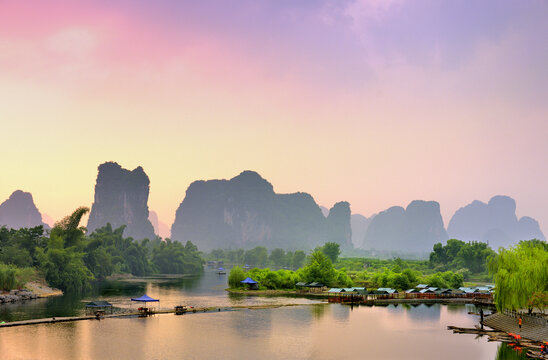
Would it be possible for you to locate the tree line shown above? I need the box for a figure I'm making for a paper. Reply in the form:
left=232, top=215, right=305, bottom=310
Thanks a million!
left=228, top=249, right=352, bottom=289
left=0, top=207, right=204, bottom=293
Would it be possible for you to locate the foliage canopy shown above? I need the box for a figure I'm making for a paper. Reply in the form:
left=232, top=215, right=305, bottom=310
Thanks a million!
left=489, top=240, right=548, bottom=312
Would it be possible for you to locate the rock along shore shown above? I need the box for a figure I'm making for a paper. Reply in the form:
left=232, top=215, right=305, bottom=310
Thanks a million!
left=0, top=281, right=63, bottom=304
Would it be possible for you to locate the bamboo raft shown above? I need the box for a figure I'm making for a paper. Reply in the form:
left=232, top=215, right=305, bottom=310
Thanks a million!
left=448, top=326, right=548, bottom=359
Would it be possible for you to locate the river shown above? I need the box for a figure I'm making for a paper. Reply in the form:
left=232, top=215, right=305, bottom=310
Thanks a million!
left=0, top=268, right=527, bottom=360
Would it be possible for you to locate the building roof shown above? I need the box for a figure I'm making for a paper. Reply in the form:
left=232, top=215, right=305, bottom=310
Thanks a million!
left=328, top=288, right=344, bottom=293
left=416, top=284, right=429, bottom=289
left=307, top=282, right=325, bottom=287
left=405, top=289, right=420, bottom=293
left=295, top=282, right=308, bottom=287
left=435, top=288, right=452, bottom=294
left=240, top=277, right=258, bottom=284
left=377, top=288, right=398, bottom=294
left=459, top=287, right=478, bottom=293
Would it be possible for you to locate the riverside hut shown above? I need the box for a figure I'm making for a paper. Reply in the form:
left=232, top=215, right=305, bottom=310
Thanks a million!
left=240, top=277, right=259, bottom=290
left=306, top=282, right=326, bottom=292
left=85, top=301, right=113, bottom=316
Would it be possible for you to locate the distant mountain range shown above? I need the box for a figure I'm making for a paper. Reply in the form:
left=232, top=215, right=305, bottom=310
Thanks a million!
left=1, top=163, right=545, bottom=252
left=362, top=201, right=448, bottom=253
left=149, top=210, right=170, bottom=239
left=447, top=195, right=545, bottom=249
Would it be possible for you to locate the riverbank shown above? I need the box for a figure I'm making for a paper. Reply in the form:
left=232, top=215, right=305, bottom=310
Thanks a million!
left=24, top=281, right=63, bottom=297
left=0, top=281, right=62, bottom=305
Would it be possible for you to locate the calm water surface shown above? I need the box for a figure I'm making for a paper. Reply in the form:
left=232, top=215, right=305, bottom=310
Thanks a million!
left=0, top=269, right=527, bottom=360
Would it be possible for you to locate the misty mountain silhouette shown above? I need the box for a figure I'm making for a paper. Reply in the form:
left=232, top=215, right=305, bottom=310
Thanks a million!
left=87, top=162, right=156, bottom=241
left=2, top=165, right=544, bottom=253
left=447, top=195, right=545, bottom=249
left=362, top=200, right=447, bottom=253
left=0, top=190, right=46, bottom=230
left=170, top=170, right=352, bottom=251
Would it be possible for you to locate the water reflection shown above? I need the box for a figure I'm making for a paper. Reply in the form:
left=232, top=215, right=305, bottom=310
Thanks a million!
left=405, top=303, right=441, bottom=322
left=496, top=343, right=529, bottom=360
left=0, top=302, right=516, bottom=359
left=310, top=303, right=328, bottom=320
left=0, top=271, right=525, bottom=360
left=229, top=308, right=273, bottom=338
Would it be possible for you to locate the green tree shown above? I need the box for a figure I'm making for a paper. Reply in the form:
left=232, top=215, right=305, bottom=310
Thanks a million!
left=489, top=240, right=548, bottom=311
left=228, top=266, right=246, bottom=288
left=429, top=239, right=495, bottom=275
left=36, top=207, right=93, bottom=293
left=0, top=264, right=17, bottom=291
left=269, top=248, right=286, bottom=268
left=211, top=249, right=224, bottom=260
left=291, top=250, right=306, bottom=270
left=150, top=239, right=203, bottom=274
left=300, top=250, right=337, bottom=286
left=244, top=246, right=268, bottom=267
left=322, top=242, right=341, bottom=263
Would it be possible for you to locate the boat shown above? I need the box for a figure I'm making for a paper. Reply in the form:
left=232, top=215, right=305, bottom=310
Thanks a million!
left=216, top=267, right=226, bottom=275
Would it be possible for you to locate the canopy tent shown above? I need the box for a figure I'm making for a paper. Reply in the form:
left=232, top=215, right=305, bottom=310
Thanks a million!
left=131, top=295, right=159, bottom=302
left=131, top=294, right=160, bottom=314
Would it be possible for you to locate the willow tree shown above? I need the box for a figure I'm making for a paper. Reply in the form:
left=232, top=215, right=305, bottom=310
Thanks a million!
left=488, top=240, right=548, bottom=312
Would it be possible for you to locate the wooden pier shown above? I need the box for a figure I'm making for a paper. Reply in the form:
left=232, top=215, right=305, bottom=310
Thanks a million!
left=0, top=303, right=324, bottom=329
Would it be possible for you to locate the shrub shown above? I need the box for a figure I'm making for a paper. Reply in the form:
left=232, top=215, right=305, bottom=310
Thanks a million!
left=228, top=266, right=246, bottom=288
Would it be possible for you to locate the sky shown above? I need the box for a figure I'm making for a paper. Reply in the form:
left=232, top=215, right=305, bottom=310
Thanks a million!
left=1, top=0, right=547, bottom=235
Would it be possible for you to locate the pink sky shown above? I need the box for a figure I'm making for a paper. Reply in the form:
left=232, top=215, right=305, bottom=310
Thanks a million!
left=1, top=0, right=547, bottom=235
